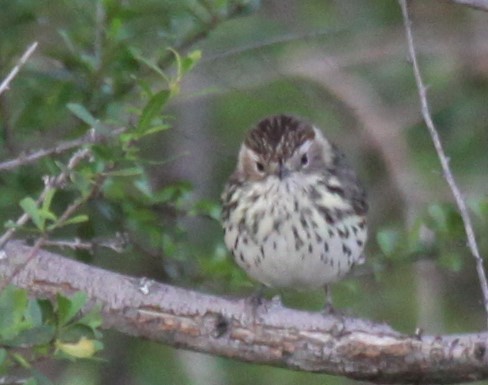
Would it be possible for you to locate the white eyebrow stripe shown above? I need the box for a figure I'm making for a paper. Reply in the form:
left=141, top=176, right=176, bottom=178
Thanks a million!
left=298, top=139, right=313, bottom=153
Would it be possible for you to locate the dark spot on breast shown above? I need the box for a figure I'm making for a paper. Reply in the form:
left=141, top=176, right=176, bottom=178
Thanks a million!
left=338, top=227, right=350, bottom=239
left=292, top=225, right=304, bottom=250
left=357, top=239, right=363, bottom=246
left=342, top=244, right=352, bottom=257
left=316, top=205, right=335, bottom=225
left=273, top=219, right=282, bottom=231
left=324, top=242, right=329, bottom=252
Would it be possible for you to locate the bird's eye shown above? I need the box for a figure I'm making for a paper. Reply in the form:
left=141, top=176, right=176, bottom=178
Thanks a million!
left=301, top=154, right=309, bottom=166
left=256, top=162, right=265, bottom=172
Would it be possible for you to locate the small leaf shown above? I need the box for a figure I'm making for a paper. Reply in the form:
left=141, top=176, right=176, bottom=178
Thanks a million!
left=428, top=204, right=449, bottom=233
left=0, top=285, right=30, bottom=340
left=77, top=305, right=103, bottom=331
left=20, top=197, right=43, bottom=230
left=439, top=252, right=463, bottom=272
left=56, top=337, right=101, bottom=359
left=61, top=214, right=89, bottom=227
left=106, top=167, right=143, bottom=177
left=130, top=48, right=168, bottom=81
left=41, top=188, right=56, bottom=214
left=7, top=325, right=56, bottom=347
left=26, top=299, right=43, bottom=327
left=180, top=50, right=201, bottom=75
left=137, top=90, right=170, bottom=133
left=376, top=229, right=401, bottom=257
left=57, top=292, right=87, bottom=326
left=67, top=103, right=99, bottom=127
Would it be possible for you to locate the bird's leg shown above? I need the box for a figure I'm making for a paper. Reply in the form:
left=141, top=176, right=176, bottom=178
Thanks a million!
left=322, top=284, right=335, bottom=315
left=248, top=284, right=266, bottom=308
left=245, top=284, right=267, bottom=324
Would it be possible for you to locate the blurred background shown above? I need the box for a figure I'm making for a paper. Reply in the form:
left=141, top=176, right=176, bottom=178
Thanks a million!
left=1, top=0, right=488, bottom=384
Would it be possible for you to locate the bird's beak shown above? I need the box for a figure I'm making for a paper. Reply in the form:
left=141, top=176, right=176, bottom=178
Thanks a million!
left=278, top=162, right=290, bottom=180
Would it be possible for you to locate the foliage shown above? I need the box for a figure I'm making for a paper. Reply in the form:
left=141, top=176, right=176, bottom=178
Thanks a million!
left=0, top=286, right=102, bottom=385
left=0, top=0, right=247, bottom=383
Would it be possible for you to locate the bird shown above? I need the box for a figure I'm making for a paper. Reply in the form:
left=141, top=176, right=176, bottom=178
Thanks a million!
left=221, top=114, right=368, bottom=311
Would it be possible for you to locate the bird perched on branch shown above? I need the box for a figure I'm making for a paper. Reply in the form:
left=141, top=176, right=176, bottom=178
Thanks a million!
left=221, top=115, right=368, bottom=311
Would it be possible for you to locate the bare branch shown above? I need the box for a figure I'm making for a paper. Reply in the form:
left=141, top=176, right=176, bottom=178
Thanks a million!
left=42, top=234, right=127, bottom=253
left=0, top=42, right=38, bottom=96
left=399, top=0, right=488, bottom=324
left=1, top=240, right=488, bottom=384
left=444, top=0, right=488, bottom=12
left=0, top=148, right=93, bottom=249
left=0, top=127, right=126, bottom=172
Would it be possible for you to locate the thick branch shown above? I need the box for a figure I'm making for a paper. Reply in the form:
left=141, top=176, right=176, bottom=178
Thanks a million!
left=1, top=241, right=488, bottom=384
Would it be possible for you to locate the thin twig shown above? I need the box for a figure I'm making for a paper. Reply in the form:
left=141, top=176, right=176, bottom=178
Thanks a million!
left=399, top=0, right=488, bottom=324
left=42, top=233, right=127, bottom=253
left=0, top=127, right=126, bottom=172
left=446, top=0, right=488, bottom=12
left=0, top=148, right=92, bottom=249
left=0, top=42, right=38, bottom=96
left=0, top=148, right=109, bottom=291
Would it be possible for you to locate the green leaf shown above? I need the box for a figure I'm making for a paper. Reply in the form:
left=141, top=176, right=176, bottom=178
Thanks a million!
left=20, top=197, right=43, bottom=230
left=60, top=214, right=89, bottom=227
left=106, top=167, right=143, bottom=177
left=439, top=252, right=463, bottom=272
left=137, top=90, right=170, bottom=133
left=7, top=325, right=56, bottom=347
left=56, top=337, right=102, bottom=359
left=41, top=188, right=56, bottom=215
left=77, top=305, right=103, bottom=331
left=0, top=285, right=30, bottom=341
left=130, top=48, right=169, bottom=81
left=26, top=299, right=43, bottom=327
left=57, top=292, right=87, bottom=326
left=190, top=199, right=221, bottom=221
left=180, top=50, right=201, bottom=76
left=376, top=229, right=401, bottom=257
left=67, top=103, right=99, bottom=127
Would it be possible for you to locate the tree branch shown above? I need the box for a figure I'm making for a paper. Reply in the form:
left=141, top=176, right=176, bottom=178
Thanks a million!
left=1, top=240, right=488, bottom=384
left=0, top=42, right=38, bottom=96
left=399, top=0, right=488, bottom=325
left=0, top=127, right=126, bottom=172
left=444, top=0, right=488, bottom=12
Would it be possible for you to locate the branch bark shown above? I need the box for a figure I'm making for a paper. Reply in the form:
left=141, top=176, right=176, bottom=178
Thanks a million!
left=1, top=241, right=488, bottom=384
